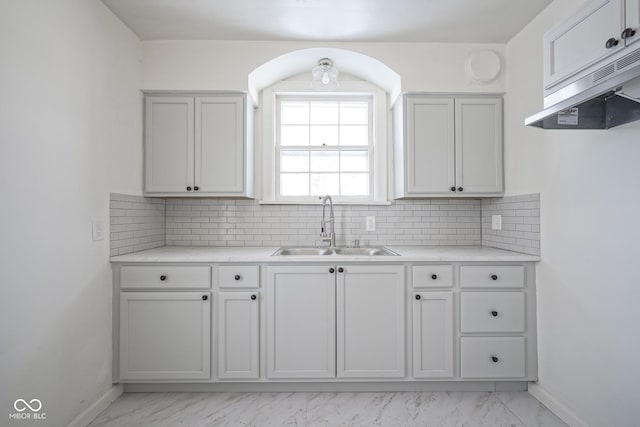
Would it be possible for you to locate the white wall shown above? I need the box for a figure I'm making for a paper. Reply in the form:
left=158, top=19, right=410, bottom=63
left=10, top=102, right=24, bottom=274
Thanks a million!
left=0, top=1, right=141, bottom=426
left=505, top=0, right=640, bottom=425
left=141, top=40, right=507, bottom=94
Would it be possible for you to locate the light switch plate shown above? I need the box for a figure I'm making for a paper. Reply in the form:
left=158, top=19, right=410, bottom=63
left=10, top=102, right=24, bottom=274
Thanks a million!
left=365, top=216, right=376, bottom=232
left=491, top=215, right=502, bottom=230
left=92, top=220, right=105, bottom=241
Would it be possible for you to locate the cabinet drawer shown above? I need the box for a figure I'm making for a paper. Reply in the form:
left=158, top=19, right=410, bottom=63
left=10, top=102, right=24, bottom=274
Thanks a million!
left=460, top=266, right=524, bottom=288
left=461, top=292, right=525, bottom=333
left=412, top=265, right=453, bottom=288
left=120, top=266, right=211, bottom=289
left=460, top=337, right=525, bottom=378
left=217, top=265, right=260, bottom=288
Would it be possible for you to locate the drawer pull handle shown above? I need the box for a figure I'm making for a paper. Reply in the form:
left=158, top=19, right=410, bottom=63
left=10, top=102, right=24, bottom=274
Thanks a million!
left=415, top=294, right=421, bottom=300
left=491, top=356, right=499, bottom=363
left=622, top=27, right=636, bottom=39
left=234, top=275, right=241, bottom=281
left=491, top=310, right=498, bottom=317
left=491, top=274, right=498, bottom=281
left=338, top=267, right=344, bottom=273
left=329, top=268, right=335, bottom=274
left=431, top=274, right=438, bottom=280
left=160, top=275, right=167, bottom=281
left=605, top=37, right=619, bottom=49
left=250, top=294, right=257, bottom=301
left=202, top=295, right=208, bottom=301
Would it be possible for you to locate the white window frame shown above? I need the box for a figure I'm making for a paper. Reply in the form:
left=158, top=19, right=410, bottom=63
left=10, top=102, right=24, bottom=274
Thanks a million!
left=260, top=80, right=389, bottom=205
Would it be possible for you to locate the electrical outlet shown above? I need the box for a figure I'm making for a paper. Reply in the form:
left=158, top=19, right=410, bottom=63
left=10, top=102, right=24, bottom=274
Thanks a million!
left=365, top=216, right=376, bottom=232
left=92, top=220, right=105, bottom=241
left=491, top=215, right=502, bottom=230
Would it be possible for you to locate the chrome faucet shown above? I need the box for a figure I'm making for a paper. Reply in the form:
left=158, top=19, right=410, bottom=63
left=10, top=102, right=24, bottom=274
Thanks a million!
left=319, top=195, right=335, bottom=247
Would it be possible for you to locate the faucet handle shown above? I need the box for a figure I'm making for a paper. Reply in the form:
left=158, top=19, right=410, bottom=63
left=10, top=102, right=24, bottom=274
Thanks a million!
left=353, top=239, right=360, bottom=248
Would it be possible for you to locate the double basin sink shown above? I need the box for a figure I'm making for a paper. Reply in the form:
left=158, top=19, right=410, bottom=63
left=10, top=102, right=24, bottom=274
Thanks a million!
left=273, top=246, right=399, bottom=256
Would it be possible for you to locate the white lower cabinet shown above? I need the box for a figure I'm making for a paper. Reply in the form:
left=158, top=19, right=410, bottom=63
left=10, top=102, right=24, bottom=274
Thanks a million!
left=266, top=266, right=336, bottom=378
left=412, top=292, right=453, bottom=378
left=119, top=292, right=211, bottom=381
left=218, top=292, right=260, bottom=379
left=337, top=265, right=405, bottom=378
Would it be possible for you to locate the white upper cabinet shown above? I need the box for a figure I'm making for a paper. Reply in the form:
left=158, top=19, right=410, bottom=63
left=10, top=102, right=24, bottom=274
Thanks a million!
left=144, top=93, right=254, bottom=198
left=394, top=94, right=503, bottom=198
left=543, top=0, right=640, bottom=91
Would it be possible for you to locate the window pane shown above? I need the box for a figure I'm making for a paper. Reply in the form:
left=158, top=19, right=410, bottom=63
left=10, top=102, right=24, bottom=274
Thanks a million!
left=310, top=151, right=339, bottom=172
left=281, top=125, right=309, bottom=146
left=280, top=173, right=309, bottom=196
left=310, top=103, right=339, bottom=124
left=281, top=102, right=309, bottom=124
left=341, top=173, right=369, bottom=196
left=340, top=103, right=368, bottom=124
left=341, top=151, right=369, bottom=172
left=339, top=125, right=368, bottom=146
left=281, top=151, right=309, bottom=172
left=310, top=125, right=339, bottom=146
left=311, top=173, right=339, bottom=195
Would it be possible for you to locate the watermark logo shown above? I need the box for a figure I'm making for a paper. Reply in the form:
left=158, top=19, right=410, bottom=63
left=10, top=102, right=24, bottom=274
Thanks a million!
left=9, top=399, right=46, bottom=421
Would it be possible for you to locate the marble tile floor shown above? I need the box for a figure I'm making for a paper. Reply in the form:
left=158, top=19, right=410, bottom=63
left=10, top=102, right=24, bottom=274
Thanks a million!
left=88, top=391, right=567, bottom=427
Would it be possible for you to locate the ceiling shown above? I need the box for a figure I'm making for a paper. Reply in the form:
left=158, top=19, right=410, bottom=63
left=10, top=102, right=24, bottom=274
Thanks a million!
left=102, top=0, right=553, bottom=43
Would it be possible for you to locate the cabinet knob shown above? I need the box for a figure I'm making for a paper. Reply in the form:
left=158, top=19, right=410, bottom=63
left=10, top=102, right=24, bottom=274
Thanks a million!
left=415, top=294, right=421, bottom=300
left=450, top=186, right=456, bottom=192
left=186, top=186, right=192, bottom=191
left=250, top=294, right=257, bottom=300
left=160, top=275, right=167, bottom=281
left=431, top=274, right=438, bottom=280
left=491, top=310, right=498, bottom=317
left=338, top=267, right=344, bottom=273
left=605, top=37, right=619, bottom=48
left=458, top=187, right=464, bottom=192
left=491, top=274, right=498, bottom=281
left=491, top=356, right=499, bottom=363
left=194, top=186, right=199, bottom=191
left=621, top=28, right=636, bottom=40
left=202, top=295, right=208, bottom=301
left=234, top=275, right=241, bottom=281
left=329, top=268, right=335, bottom=273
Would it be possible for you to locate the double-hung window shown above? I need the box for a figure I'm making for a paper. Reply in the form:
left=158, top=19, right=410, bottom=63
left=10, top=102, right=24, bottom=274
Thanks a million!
left=277, top=97, right=372, bottom=200
left=261, top=81, right=388, bottom=204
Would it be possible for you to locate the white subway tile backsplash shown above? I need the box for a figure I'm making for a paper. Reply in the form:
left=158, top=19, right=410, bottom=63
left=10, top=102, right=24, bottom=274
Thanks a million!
left=481, top=193, right=541, bottom=256
left=109, top=193, right=165, bottom=256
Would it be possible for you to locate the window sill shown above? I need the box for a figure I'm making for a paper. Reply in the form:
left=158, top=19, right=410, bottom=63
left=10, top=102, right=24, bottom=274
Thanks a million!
left=259, top=199, right=392, bottom=206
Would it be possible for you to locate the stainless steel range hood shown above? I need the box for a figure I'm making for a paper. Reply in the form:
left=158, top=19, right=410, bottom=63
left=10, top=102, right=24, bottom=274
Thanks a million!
left=525, top=48, right=640, bottom=129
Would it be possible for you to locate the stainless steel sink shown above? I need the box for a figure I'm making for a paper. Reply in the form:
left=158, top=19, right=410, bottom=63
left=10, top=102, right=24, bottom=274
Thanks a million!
left=333, top=247, right=398, bottom=256
left=272, top=247, right=334, bottom=256
left=272, top=246, right=398, bottom=256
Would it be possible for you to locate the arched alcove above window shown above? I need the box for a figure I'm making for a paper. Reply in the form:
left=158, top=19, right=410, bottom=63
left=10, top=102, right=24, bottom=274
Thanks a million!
left=247, top=48, right=402, bottom=105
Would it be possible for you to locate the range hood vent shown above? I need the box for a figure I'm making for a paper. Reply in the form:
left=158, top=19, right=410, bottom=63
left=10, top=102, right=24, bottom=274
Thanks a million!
left=525, top=47, right=640, bottom=129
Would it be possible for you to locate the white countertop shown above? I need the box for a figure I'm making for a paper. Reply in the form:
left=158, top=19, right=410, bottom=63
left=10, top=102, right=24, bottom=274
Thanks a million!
left=110, top=246, right=539, bottom=263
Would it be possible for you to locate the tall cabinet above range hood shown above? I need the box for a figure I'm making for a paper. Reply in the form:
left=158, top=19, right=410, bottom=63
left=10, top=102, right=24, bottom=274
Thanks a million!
left=526, top=0, right=640, bottom=130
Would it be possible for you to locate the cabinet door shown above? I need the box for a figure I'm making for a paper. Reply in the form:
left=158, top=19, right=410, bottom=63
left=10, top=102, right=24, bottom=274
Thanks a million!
left=337, top=265, right=405, bottom=378
left=266, top=266, right=336, bottom=378
left=119, top=292, right=210, bottom=380
left=405, top=97, right=455, bottom=195
left=144, top=96, right=194, bottom=194
left=195, top=96, right=245, bottom=194
left=543, top=0, right=624, bottom=89
left=218, top=292, right=259, bottom=379
left=455, top=98, right=503, bottom=194
left=626, top=0, right=640, bottom=47
left=412, top=292, right=453, bottom=378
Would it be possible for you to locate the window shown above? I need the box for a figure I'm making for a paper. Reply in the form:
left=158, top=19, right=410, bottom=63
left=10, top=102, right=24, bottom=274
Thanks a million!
left=261, top=81, right=388, bottom=204
left=277, top=97, right=372, bottom=199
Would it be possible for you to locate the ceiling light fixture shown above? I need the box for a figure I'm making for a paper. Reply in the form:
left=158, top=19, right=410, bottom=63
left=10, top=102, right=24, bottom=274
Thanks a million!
left=311, top=58, right=339, bottom=91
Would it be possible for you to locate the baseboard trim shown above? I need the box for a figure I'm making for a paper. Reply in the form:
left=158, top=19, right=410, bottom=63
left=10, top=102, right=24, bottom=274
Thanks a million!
left=67, top=384, right=123, bottom=427
left=528, top=383, right=589, bottom=427
left=123, top=381, right=527, bottom=393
